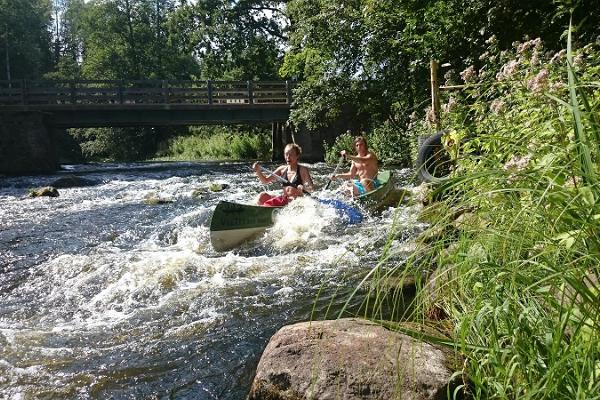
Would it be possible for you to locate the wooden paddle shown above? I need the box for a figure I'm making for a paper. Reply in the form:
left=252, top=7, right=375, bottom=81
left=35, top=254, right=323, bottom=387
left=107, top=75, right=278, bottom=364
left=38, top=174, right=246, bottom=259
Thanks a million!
left=259, top=165, right=312, bottom=195
left=324, top=156, right=345, bottom=190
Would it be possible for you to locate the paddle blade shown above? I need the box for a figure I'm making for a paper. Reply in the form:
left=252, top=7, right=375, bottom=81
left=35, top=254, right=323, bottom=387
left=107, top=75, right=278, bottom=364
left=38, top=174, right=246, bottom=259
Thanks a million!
left=318, top=198, right=363, bottom=224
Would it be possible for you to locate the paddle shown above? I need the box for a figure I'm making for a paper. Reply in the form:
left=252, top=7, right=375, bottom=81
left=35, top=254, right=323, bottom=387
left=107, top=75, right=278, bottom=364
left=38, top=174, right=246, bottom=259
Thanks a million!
left=257, top=165, right=363, bottom=224
left=324, top=156, right=345, bottom=190
left=259, top=165, right=312, bottom=195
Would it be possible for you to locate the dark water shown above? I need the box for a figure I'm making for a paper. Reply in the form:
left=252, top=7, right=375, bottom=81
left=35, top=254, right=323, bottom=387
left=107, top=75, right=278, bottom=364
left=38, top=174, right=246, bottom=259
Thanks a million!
left=0, top=161, right=423, bottom=399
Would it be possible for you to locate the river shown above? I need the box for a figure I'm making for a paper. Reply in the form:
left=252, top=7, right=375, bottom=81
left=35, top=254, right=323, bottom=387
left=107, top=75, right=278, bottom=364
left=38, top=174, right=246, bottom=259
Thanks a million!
left=0, top=161, right=423, bottom=399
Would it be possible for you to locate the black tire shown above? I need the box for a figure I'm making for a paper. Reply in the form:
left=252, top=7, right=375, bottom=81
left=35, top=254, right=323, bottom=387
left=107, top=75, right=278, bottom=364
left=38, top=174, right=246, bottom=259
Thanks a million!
left=416, top=131, right=453, bottom=183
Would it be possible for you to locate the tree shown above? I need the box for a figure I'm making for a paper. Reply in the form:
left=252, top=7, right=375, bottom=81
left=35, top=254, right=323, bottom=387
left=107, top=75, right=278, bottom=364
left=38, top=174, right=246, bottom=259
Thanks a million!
left=167, top=0, right=286, bottom=80
left=281, top=0, right=599, bottom=134
left=0, top=0, right=53, bottom=80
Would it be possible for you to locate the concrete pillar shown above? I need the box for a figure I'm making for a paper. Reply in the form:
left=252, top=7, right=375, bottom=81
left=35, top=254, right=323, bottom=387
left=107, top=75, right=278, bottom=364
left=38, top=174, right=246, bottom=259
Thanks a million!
left=0, top=111, right=58, bottom=174
left=271, top=121, right=285, bottom=161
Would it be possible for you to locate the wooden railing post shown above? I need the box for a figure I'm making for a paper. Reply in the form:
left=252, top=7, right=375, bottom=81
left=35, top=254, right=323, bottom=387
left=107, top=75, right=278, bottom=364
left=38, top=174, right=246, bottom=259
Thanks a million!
left=286, top=80, right=292, bottom=104
left=247, top=80, right=253, bottom=104
left=162, top=80, right=169, bottom=103
left=207, top=80, right=213, bottom=105
left=430, top=60, right=441, bottom=130
left=70, top=81, right=76, bottom=104
left=118, top=80, right=124, bottom=104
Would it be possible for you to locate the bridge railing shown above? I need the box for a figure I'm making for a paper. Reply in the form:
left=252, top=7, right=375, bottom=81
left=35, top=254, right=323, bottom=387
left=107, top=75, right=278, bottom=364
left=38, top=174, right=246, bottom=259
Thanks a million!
left=0, top=79, right=292, bottom=106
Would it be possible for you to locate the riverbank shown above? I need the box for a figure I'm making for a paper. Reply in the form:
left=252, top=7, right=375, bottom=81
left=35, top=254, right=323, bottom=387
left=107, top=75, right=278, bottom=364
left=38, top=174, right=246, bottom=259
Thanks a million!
left=377, top=33, right=600, bottom=399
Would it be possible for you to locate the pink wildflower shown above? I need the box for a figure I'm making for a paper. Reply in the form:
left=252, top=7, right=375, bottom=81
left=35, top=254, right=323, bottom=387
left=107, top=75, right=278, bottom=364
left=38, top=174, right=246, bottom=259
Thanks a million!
left=460, top=66, right=478, bottom=84
left=442, top=97, right=457, bottom=113
left=490, top=99, right=505, bottom=114
left=485, top=35, right=498, bottom=46
left=496, top=60, right=520, bottom=81
left=527, top=69, right=549, bottom=93
left=504, top=154, right=532, bottom=171
left=550, top=50, right=566, bottom=65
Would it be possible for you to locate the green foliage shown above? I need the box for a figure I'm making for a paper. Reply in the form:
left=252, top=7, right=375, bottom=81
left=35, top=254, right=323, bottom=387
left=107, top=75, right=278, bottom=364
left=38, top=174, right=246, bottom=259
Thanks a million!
left=165, top=0, right=285, bottom=80
left=381, top=27, right=600, bottom=399
left=0, top=0, right=53, bottom=79
left=284, top=0, right=600, bottom=145
left=323, top=131, right=354, bottom=164
left=70, top=126, right=161, bottom=161
left=368, top=121, right=415, bottom=166
left=161, top=126, right=271, bottom=161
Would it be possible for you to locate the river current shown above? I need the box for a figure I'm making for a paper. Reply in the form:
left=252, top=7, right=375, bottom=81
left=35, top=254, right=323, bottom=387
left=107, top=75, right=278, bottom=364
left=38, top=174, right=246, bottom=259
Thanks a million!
left=0, top=161, right=423, bottom=399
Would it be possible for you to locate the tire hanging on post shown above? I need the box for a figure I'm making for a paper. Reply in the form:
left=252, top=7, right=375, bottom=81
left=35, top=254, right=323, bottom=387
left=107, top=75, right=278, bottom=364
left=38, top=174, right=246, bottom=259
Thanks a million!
left=415, top=130, right=453, bottom=183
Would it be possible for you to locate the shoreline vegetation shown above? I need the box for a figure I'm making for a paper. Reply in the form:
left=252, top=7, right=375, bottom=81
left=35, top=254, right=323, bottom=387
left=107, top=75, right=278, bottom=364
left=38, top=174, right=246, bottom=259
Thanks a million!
left=349, top=23, right=600, bottom=399
left=154, top=126, right=272, bottom=162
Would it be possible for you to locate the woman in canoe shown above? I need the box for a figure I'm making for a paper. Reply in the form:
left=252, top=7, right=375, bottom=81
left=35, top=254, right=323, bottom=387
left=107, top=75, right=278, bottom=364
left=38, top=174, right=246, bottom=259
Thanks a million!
left=252, top=143, right=314, bottom=207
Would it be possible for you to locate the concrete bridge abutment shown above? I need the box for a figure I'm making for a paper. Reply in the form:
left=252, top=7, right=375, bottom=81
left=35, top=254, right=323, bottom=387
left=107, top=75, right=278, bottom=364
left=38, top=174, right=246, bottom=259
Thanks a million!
left=271, top=121, right=330, bottom=162
left=0, top=111, right=59, bottom=175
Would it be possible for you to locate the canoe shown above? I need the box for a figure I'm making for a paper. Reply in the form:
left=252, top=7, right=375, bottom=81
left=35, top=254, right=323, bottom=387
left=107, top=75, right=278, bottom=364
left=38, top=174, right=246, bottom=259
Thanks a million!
left=209, top=170, right=394, bottom=252
left=355, top=170, right=394, bottom=210
left=209, top=200, right=282, bottom=252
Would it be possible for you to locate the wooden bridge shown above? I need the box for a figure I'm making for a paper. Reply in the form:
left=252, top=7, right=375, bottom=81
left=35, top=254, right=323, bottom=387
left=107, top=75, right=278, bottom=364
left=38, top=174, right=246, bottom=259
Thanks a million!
left=0, top=79, right=302, bottom=174
left=0, top=79, right=292, bottom=127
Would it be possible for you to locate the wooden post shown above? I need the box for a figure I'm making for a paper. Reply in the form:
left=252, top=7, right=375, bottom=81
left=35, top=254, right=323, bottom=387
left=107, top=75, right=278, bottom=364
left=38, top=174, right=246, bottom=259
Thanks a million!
left=162, top=80, right=169, bottom=103
left=430, top=60, right=441, bottom=130
left=118, top=80, right=124, bottom=104
left=207, top=80, right=213, bottom=105
left=21, top=79, right=26, bottom=105
left=247, top=80, right=253, bottom=104
left=70, top=80, right=76, bottom=104
left=285, top=80, right=292, bottom=104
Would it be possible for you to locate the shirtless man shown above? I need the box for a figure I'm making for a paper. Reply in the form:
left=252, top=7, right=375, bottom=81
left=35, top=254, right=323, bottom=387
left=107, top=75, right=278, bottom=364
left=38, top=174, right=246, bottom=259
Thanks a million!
left=331, top=136, right=380, bottom=197
left=252, top=143, right=314, bottom=207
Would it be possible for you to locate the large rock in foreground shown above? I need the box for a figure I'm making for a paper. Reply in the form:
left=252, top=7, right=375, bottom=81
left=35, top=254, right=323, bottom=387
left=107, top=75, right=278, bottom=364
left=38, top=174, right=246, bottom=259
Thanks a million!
left=248, top=318, right=457, bottom=400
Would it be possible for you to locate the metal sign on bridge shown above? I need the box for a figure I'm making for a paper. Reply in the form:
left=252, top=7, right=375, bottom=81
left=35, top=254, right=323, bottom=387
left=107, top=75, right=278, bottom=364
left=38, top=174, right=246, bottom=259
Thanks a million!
left=0, top=79, right=292, bottom=127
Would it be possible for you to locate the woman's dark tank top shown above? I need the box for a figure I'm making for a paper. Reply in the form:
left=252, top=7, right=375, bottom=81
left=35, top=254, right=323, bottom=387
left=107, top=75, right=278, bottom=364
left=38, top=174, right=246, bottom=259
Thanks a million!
left=281, top=166, right=303, bottom=187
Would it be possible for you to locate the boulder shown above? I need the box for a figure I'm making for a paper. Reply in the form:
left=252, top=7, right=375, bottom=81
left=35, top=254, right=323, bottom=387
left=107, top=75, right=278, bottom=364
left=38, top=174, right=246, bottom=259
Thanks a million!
left=50, top=175, right=99, bottom=188
left=248, top=318, right=458, bottom=400
left=143, top=193, right=174, bottom=205
left=29, top=186, right=59, bottom=197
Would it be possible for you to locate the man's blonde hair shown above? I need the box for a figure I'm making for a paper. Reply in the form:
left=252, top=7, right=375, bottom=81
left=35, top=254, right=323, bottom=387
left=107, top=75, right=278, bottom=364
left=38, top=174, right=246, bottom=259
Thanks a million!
left=354, top=136, right=368, bottom=148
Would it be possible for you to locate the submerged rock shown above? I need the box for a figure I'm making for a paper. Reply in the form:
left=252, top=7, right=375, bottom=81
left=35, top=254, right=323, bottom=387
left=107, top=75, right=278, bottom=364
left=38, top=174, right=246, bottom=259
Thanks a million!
left=143, top=193, right=174, bottom=205
left=209, top=182, right=229, bottom=192
left=191, top=182, right=230, bottom=199
left=29, top=186, right=59, bottom=197
left=50, top=175, right=99, bottom=188
left=248, top=318, right=458, bottom=400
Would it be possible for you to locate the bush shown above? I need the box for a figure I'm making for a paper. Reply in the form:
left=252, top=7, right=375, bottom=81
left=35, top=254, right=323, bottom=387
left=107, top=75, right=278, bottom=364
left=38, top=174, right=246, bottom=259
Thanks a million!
left=323, top=131, right=355, bottom=164
left=163, top=126, right=271, bottom=161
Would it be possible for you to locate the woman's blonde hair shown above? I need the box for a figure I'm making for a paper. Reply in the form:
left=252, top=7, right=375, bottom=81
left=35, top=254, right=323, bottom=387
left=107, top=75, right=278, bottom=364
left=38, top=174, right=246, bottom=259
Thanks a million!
left=284, top=143, right=302, bottom=156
